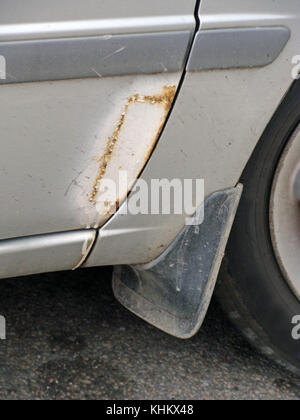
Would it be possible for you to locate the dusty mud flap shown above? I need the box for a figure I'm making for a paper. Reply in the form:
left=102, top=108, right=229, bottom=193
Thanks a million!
left=112, top=185, right=243, bottom=338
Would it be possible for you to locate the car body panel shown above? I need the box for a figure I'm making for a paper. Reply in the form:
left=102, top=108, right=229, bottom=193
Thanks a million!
left=86, top=0, right=300, bottom=267
left=0, top=74, right=183, bottom=240
left=0, top=2, right=196, bottom=245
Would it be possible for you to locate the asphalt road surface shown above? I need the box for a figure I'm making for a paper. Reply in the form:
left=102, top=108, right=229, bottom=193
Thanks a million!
left=0, top=266, right=299, bottom=400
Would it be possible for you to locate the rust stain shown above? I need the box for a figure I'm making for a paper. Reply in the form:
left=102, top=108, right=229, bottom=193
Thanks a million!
left=89, top=85, right=176, bottom=203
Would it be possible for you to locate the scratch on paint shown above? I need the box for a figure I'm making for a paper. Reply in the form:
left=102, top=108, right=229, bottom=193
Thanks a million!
left=103, top=46, right=127, bottom=60
left=91, top=68, right=103, bottom=78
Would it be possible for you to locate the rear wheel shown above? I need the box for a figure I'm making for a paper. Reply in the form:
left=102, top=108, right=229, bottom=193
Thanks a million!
left=217, top=81, right=300, bottom=374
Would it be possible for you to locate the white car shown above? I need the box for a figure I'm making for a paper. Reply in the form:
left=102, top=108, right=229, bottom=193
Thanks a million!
left=0, top=0, right=299, bottom=373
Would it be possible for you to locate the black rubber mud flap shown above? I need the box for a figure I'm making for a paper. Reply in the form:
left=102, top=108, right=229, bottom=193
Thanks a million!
left=113, top=185, right=243, bottom=338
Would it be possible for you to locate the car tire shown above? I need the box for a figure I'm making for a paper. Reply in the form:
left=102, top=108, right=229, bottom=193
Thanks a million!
left=216, top=80, right=300, bottom=374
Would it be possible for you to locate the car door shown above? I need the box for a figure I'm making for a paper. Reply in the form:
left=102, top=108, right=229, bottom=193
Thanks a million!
left=0, top=0, right=196, bottom=277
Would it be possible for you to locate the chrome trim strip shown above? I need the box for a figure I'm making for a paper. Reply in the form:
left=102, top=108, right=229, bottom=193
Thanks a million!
left=0, top=31, right=191, bottom=84
left=187, top=27, right=291, bottom=71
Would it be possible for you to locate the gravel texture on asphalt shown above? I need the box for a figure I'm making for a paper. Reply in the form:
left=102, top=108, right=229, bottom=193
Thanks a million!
left=0, top=266, right=299, bottom=400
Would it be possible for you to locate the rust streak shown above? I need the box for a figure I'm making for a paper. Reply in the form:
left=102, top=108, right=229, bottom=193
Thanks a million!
left=89, top=85, right=176, bottom=204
